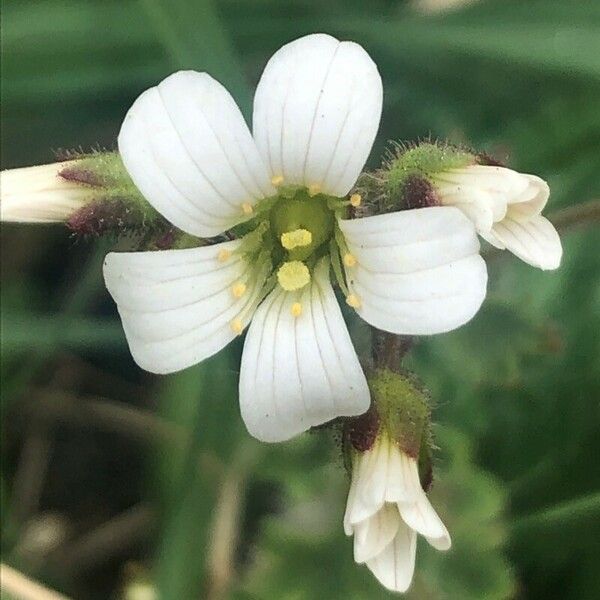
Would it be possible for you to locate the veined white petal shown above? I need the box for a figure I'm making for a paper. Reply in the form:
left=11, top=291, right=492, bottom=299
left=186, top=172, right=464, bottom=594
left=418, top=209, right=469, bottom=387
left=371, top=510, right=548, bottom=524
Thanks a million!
left=437, top=167, right=550, bottom=232
left=399, top=492, right=451, bottom=549
left=239, top=259, right=369, bottom=442
left=345, top=443, right=449, bottom=590
left=386, top=447, right=421, bottom=504
left=365, top=521, right=417, bottom=593
left=253, top=33, right=382, bottom=197
left=443, top=200, right=492, bottom=234
left=489, top=214, right=562, bottom=270
left=437, top=165, right=529, bottom=200
left=0, top=163, right=89, bottom=223
left=353, top=503, right=400, bottom=563
left=119, top=71, right=274, bottom=238
left=344, top=471, right=360, bottom=536
left=339, top=207, right=487, bottom=335
left=505, top=174, right=549, bottom=220
left=426, top=530, right=452, bottom=551
left=346, top=438, right=390, bottom=525
left=346, top=438, right=419, bottom=528
left=103, top=241, right=263, bottom=374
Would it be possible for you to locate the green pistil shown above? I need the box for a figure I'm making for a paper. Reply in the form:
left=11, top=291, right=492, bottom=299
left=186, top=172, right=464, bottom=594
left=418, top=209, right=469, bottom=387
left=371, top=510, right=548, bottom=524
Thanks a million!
left=269, top=189, right=334, bottom=261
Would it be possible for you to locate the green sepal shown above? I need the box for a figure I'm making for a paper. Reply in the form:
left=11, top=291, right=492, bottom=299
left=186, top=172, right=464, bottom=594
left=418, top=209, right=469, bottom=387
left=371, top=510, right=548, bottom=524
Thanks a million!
left=385, top=142, right=475, bottom=199
left=354, top=141, right=476, bottom=215
left=59, top=151, right=176, bottom=239
left=368, top=368, right=432, bottom=459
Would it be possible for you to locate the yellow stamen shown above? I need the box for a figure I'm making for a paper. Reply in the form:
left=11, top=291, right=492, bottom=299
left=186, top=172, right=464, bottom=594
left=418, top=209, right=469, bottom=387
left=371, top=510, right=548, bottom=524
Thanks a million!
left=343, top=253, right=357, bottom=267
left=271, top=175, right=284, bottom=187
left=217, top=249, right=231, bottom=262
left=308, top=183, right=321, bottom=197
left=350, top=193, right=362, bottom=207
left=346, top=293, right=361, bottom=309
left=230, top=318, right=243, bottom=335
left=231, top=282, right=247, bottom=298
left=291, top=302, right=303, bottom=317
left=241, top=202, right=254, bottom=215
left=277, top=261, right=311, bottom=291
left=280, top=228, right=313, bottom=250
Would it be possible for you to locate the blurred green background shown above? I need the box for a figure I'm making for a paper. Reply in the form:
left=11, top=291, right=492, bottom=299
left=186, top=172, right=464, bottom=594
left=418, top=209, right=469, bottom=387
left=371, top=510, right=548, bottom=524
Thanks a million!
left=1, top=0, right=599, bottom=598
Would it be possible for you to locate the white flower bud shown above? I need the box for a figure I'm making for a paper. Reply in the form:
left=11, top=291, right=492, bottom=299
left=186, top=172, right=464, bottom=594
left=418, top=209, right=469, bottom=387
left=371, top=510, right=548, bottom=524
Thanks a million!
left=344, top=432, right=450, bottom=593
left=433, top=165, right=562, bottom=270
left=0, top=162, right=89, bottom=223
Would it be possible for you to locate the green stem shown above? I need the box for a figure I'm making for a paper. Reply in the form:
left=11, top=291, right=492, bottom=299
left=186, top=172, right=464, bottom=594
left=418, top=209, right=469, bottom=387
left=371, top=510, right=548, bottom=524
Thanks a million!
left=511, top=491, right=600, bottom=532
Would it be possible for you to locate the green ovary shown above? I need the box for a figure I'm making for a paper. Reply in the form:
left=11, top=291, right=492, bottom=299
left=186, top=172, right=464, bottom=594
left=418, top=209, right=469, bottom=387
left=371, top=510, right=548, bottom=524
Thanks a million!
left=269, top=189, right=335, bottom=262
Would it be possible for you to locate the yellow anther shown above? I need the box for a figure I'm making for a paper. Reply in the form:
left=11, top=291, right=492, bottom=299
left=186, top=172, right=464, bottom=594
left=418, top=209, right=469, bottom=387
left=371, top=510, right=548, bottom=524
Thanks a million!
left=350, top=193, right=362, bottom=207
left=231, top=282, right=247, bottom=298
left=346, top=293, right=362, bottom=309
left=242, top=202, right=254, bottom=215
left=277, top=261, right=311, bottom=291
left=291, top=302, right=303, bottom=317
left=217, top=248, right=231, bottom=262
left=271, top=175, right=284, bottom=187
left=308, top=183, right=321, bottom=197
left=280, top=228, right=313, bottom=250
left=230, top=318, right=243, bottom=335
left=343, top=253, right=357, bottom=267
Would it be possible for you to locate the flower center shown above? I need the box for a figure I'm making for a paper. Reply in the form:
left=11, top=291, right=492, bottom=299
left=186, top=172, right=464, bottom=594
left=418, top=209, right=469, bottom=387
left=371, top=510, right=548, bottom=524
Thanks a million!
left=229, top=186, right=356, bottom=305
left=269, top=189, right=334, bottom=261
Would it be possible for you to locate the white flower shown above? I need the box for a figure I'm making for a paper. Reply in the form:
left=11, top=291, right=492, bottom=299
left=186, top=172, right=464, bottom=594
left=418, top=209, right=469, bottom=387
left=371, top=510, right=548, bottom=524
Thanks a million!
left=433, top=165, right=562, bottom=270
left=103, top=33, right=488, bottom=442
left=344, top=433, right=450, bottom=592
left=0, top=162, right=89, bottom=223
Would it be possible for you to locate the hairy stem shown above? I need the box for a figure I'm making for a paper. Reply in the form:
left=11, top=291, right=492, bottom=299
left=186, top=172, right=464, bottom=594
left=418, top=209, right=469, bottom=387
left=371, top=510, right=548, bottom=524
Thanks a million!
left=372, top=329, right=414, bottom=372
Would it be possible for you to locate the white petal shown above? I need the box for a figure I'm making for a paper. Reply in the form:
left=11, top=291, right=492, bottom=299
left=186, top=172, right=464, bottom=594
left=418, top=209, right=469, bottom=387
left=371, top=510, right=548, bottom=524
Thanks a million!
left=426, top=530, right=452, bottom=551
left=344, top=471, right=360, bottom=536
left=437, top=165, right=529, bottom=202
left=0, top=163, right=89, bottom=223
left=119, top=71, right=275, bottom=238
left=253, top=33, right=382, bottom=197
left=239, top=259, right=370, bottom=442
left=386, top=448, right=422, bottom=505
left=445, top=196, right=496, bottom=233
left=395, top=455, right=451, bottom=550
left=353, top=504, right=400, bottom=563
left=103, top=241, right=263, bottom=374
left=345, top=440, right=420, bottom=529
left=437, top=167, right=549, bottom=228
left=505, top=174, right=549, bottom=220
left=490, top=214, right=562, bottom=270
left=346, top=439, right=390, bottom=525
left=399, top=494, right=451, bottom=550
left=365, top=521, right=417, bottom=593
left=339, top=207, right=488, bottom=334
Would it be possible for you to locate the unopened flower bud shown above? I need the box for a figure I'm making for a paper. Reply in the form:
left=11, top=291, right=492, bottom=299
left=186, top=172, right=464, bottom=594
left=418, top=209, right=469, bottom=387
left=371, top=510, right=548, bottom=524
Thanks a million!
left=381, top=141, right=562, bottom=270
left=1, top=152, right=167, bottom=239
left=343, top=369, right=448, bottom=593
left=344, top=431, right=450, bottom=592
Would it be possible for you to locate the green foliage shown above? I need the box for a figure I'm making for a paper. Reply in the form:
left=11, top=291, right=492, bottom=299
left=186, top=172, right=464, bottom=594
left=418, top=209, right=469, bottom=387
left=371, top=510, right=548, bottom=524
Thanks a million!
left=1, top=0, right=599, bottom=598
